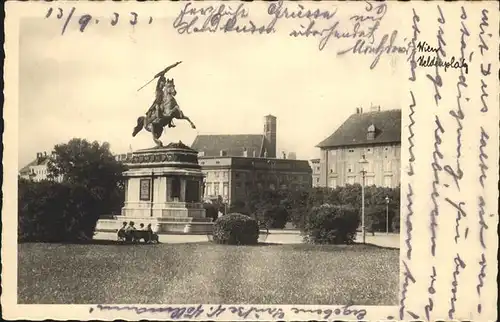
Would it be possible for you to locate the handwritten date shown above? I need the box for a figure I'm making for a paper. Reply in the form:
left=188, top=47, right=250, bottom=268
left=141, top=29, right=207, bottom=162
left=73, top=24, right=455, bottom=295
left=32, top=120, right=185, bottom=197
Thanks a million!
left=45, top=7, right=153, bottom=35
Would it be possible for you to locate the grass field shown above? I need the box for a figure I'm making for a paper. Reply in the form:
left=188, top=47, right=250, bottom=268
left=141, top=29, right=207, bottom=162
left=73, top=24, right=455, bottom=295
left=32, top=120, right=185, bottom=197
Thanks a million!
left=18, top=242, right=399, bottom=305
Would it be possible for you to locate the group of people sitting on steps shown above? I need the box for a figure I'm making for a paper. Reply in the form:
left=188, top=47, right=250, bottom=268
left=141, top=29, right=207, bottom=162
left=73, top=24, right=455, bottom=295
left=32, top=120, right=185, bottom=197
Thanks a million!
left=117, top=221, right=159, bottom=243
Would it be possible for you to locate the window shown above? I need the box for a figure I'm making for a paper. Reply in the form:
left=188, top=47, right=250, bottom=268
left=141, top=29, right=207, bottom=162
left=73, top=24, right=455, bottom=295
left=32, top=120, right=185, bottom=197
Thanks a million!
left=347, top=176, right=356, bottom=184
left=347, top=163, right=353, bottom=173
left=348, top=149, right=355, bottom=153
left=215, top=171, right=219, bottom=178
left=139, top=179, right=151, bottom=201
left=223, top=183, right=229, bottom=196
left=367, top=160, right=374, bottom=173
left=384, top=175, right=392, bottom=187
left=214, top=183, right=220, bottom=196
left=330, top=150, right=337, bottom=156
left=385, top=160, right=392, bottom=172
left=206, top=183, right=212, bottom=196
left=366, top=176, right=375, bottom=186
left=329, top=178, right=337, bottom=188
left=366, top=148, right=373, bottom=154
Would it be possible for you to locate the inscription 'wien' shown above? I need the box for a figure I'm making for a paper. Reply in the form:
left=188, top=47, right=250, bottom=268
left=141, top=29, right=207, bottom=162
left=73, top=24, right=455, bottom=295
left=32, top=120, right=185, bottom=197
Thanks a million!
left=417, top=41, right=441, bottom=53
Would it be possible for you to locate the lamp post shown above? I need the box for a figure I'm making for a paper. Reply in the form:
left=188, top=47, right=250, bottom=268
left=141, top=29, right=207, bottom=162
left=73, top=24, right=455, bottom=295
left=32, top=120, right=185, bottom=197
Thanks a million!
left=385, top=196, right=390, bottom=235
left=358, top=155, right=368, bottom=244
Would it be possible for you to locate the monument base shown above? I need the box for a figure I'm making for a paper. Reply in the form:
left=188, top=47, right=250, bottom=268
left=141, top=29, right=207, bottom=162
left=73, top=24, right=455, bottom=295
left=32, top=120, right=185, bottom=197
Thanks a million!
left=96, top=215, right=213, bottom=235
left=95, top=142, right=214, bottom=236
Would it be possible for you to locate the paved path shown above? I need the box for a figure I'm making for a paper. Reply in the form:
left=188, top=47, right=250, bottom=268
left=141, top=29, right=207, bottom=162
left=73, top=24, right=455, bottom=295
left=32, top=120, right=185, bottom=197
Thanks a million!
left=94, top=231, right=399, bottom=248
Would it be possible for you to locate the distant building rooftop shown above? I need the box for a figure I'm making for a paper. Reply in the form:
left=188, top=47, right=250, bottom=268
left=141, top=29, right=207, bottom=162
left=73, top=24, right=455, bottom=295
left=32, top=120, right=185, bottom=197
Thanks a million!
left=317, top=109, right=401, bottom=148
left=191, top=134, right=265, bottom=157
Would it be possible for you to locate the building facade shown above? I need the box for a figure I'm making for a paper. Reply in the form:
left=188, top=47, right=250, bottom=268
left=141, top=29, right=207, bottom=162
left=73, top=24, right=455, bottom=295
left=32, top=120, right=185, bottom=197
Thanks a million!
left=316, top=108, right=401, bottom=188
left=310, top=158, right=321, bottom=187
left=190, top=114, right=311, bottom=205
left=19, top=152, right=63, bottom=182
left=200, top=156, right=312, bottom=205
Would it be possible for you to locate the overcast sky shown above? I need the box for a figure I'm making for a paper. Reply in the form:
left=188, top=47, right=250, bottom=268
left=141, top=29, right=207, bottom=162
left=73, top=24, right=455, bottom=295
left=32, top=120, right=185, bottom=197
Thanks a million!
left=18, top=1, right=408, bottom=167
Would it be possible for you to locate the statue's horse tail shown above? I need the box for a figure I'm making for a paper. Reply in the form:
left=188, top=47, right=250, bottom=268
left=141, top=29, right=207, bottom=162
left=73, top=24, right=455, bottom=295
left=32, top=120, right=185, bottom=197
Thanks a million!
left=132, top=116, right=145, bottom=137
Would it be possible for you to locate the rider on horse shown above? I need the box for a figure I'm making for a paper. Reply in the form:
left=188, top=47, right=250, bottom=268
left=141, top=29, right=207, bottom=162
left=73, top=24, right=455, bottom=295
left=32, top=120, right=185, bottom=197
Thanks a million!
left=145, top=75, right=176, bottom=130
left=132, top=61, right=197, bottom=147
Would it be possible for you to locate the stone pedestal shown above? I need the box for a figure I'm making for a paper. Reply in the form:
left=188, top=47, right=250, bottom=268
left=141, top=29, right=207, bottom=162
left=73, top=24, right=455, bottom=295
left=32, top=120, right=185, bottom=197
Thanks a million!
left=96, top=142, right=213, bottom=235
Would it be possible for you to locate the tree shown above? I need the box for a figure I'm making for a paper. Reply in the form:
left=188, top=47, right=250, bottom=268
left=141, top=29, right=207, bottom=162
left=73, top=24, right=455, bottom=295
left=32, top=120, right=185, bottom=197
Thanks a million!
left=47, top=138, right=125, bottom=215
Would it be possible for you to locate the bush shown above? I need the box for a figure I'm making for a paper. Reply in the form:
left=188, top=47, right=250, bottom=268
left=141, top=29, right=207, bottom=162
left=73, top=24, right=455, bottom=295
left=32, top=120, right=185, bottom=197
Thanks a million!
left=302, top=204, right=360, bottom=244
left=18, top=180, right=100, bottom=243
left=212, top=213, right=259, bottom=245
left=263, top=206, right=289, bottom=229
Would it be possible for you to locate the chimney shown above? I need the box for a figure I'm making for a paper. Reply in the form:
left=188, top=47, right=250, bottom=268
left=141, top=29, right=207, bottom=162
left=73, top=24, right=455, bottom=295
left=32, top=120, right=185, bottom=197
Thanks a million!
left=44, top=151, right=47, bottom=157
left=356, top=108, right=360, bottom=114
left=287, top=152, right=297, bottom=160
left=243, top=147, right=248, bottom=157
left=264, top=149, right=268, bottom=158
left=378, top=105, right=381, bottom=111
left=360, top=107, right=363, bottom=114
left=263, top=115, right=277, bottom=158
left=282, top=151, right=286, bottom=159
left=253, top=150, right=256, bottom=157
left=220, top=150, right=227, bottom=157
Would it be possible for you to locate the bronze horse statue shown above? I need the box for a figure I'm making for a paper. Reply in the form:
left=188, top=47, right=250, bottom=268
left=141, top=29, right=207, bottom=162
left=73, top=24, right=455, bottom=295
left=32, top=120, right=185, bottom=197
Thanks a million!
left=132, top=77, right=196, bottom=147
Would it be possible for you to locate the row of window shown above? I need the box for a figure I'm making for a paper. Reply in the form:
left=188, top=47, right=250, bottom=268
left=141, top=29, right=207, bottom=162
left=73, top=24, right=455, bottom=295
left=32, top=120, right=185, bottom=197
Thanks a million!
left=335, top=146, right=393, bottom=155
left=329, top=175, right=393, bottom=187
left=205, top=182, right=229, bottom=197
left=326, top=160, right=393, bottom=174
left=204, top=171, right=309, bottom=183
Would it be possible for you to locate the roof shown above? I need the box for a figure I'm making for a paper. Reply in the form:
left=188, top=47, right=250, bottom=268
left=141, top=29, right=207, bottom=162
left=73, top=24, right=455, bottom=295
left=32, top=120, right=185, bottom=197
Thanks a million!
left=316, top=109, right=401, bottom=148
left=191, top=134, right=265, bottom=157
left=19, top=156, right=50, bottom=174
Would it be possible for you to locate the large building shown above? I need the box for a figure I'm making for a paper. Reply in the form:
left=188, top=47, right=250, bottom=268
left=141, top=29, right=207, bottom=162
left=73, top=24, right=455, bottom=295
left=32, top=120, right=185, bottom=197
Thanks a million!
left=198, top=156, right=312, bottom=205
left=19, top=152, right=62, bottom=182
left=316, top=107, right=401, bottom=188
left=191, top=115, right=312, bottom=205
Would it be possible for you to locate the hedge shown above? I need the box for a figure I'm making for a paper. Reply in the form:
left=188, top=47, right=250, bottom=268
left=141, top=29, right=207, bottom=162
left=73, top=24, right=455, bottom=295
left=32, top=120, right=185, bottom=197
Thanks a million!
left=212, top=213, right=259, bottom=245
left=18, top=180, right=101, bottom=242
left=302, top=204, right=359, bottom=244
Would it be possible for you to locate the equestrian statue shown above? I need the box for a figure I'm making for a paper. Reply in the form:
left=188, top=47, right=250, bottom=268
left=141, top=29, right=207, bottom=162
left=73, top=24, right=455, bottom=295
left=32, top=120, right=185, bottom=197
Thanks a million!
left=132, top=61, right=196, bottom=147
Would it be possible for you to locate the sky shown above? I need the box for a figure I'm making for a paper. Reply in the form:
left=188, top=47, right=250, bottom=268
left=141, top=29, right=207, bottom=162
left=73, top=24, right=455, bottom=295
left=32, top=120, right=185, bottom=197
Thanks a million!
left=18, top=1, right=408, bottom=167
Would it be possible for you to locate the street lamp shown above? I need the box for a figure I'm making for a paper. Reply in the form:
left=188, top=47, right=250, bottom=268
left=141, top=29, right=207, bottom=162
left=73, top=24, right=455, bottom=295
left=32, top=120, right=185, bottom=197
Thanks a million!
left=385, top=196, right=390, bottom=235
left=358, top=154, right=368, bottom=244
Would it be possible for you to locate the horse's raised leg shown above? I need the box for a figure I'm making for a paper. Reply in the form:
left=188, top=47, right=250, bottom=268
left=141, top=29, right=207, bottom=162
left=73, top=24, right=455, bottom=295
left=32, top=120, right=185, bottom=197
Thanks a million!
left=181, top=115, right=196, bottom=129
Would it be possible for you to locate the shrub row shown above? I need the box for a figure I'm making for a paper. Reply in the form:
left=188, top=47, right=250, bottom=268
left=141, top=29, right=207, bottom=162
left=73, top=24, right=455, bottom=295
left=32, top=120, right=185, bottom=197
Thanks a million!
left=18, top=179, right=100, bottom=242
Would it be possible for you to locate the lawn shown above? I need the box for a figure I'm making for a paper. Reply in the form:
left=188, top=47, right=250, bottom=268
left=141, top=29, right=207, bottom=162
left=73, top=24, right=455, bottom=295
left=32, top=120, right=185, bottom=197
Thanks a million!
left=18, top=242, right=399, bottom=305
